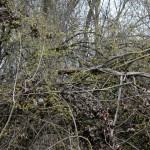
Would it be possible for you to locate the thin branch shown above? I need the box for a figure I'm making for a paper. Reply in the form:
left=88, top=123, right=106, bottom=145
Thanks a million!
left=58, top=95, right=81, bottom=150
left=119, top=128, right=146, bottom=146
left=0, top=31, right=22, bottom=138
left=21, top=82, right=131, bottom=96
left=114, top=75, right=123, bottom=126
left=116, top=137, right=140, bottom=150
left=118, top=53, right=150, bottom=68
left=110, top=75, right=123, bottom=148
left=46, top=135, right=92, bottom=150
left=103, top=47, right=150, bottom=66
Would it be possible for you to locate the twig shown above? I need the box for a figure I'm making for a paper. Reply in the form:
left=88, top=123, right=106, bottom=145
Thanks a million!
left=114, top=111, right=135, bottom=129
left=119, top=128, right=146, bottom=146
left=116, top=137, right=140, bottom=150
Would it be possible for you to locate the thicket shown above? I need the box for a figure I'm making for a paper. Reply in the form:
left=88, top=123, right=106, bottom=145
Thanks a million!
left=0, top=0, right=150, bottom=150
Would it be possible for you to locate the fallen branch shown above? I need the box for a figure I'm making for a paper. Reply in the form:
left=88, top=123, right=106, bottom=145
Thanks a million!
left=57, top=67, right=150, bottom=78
